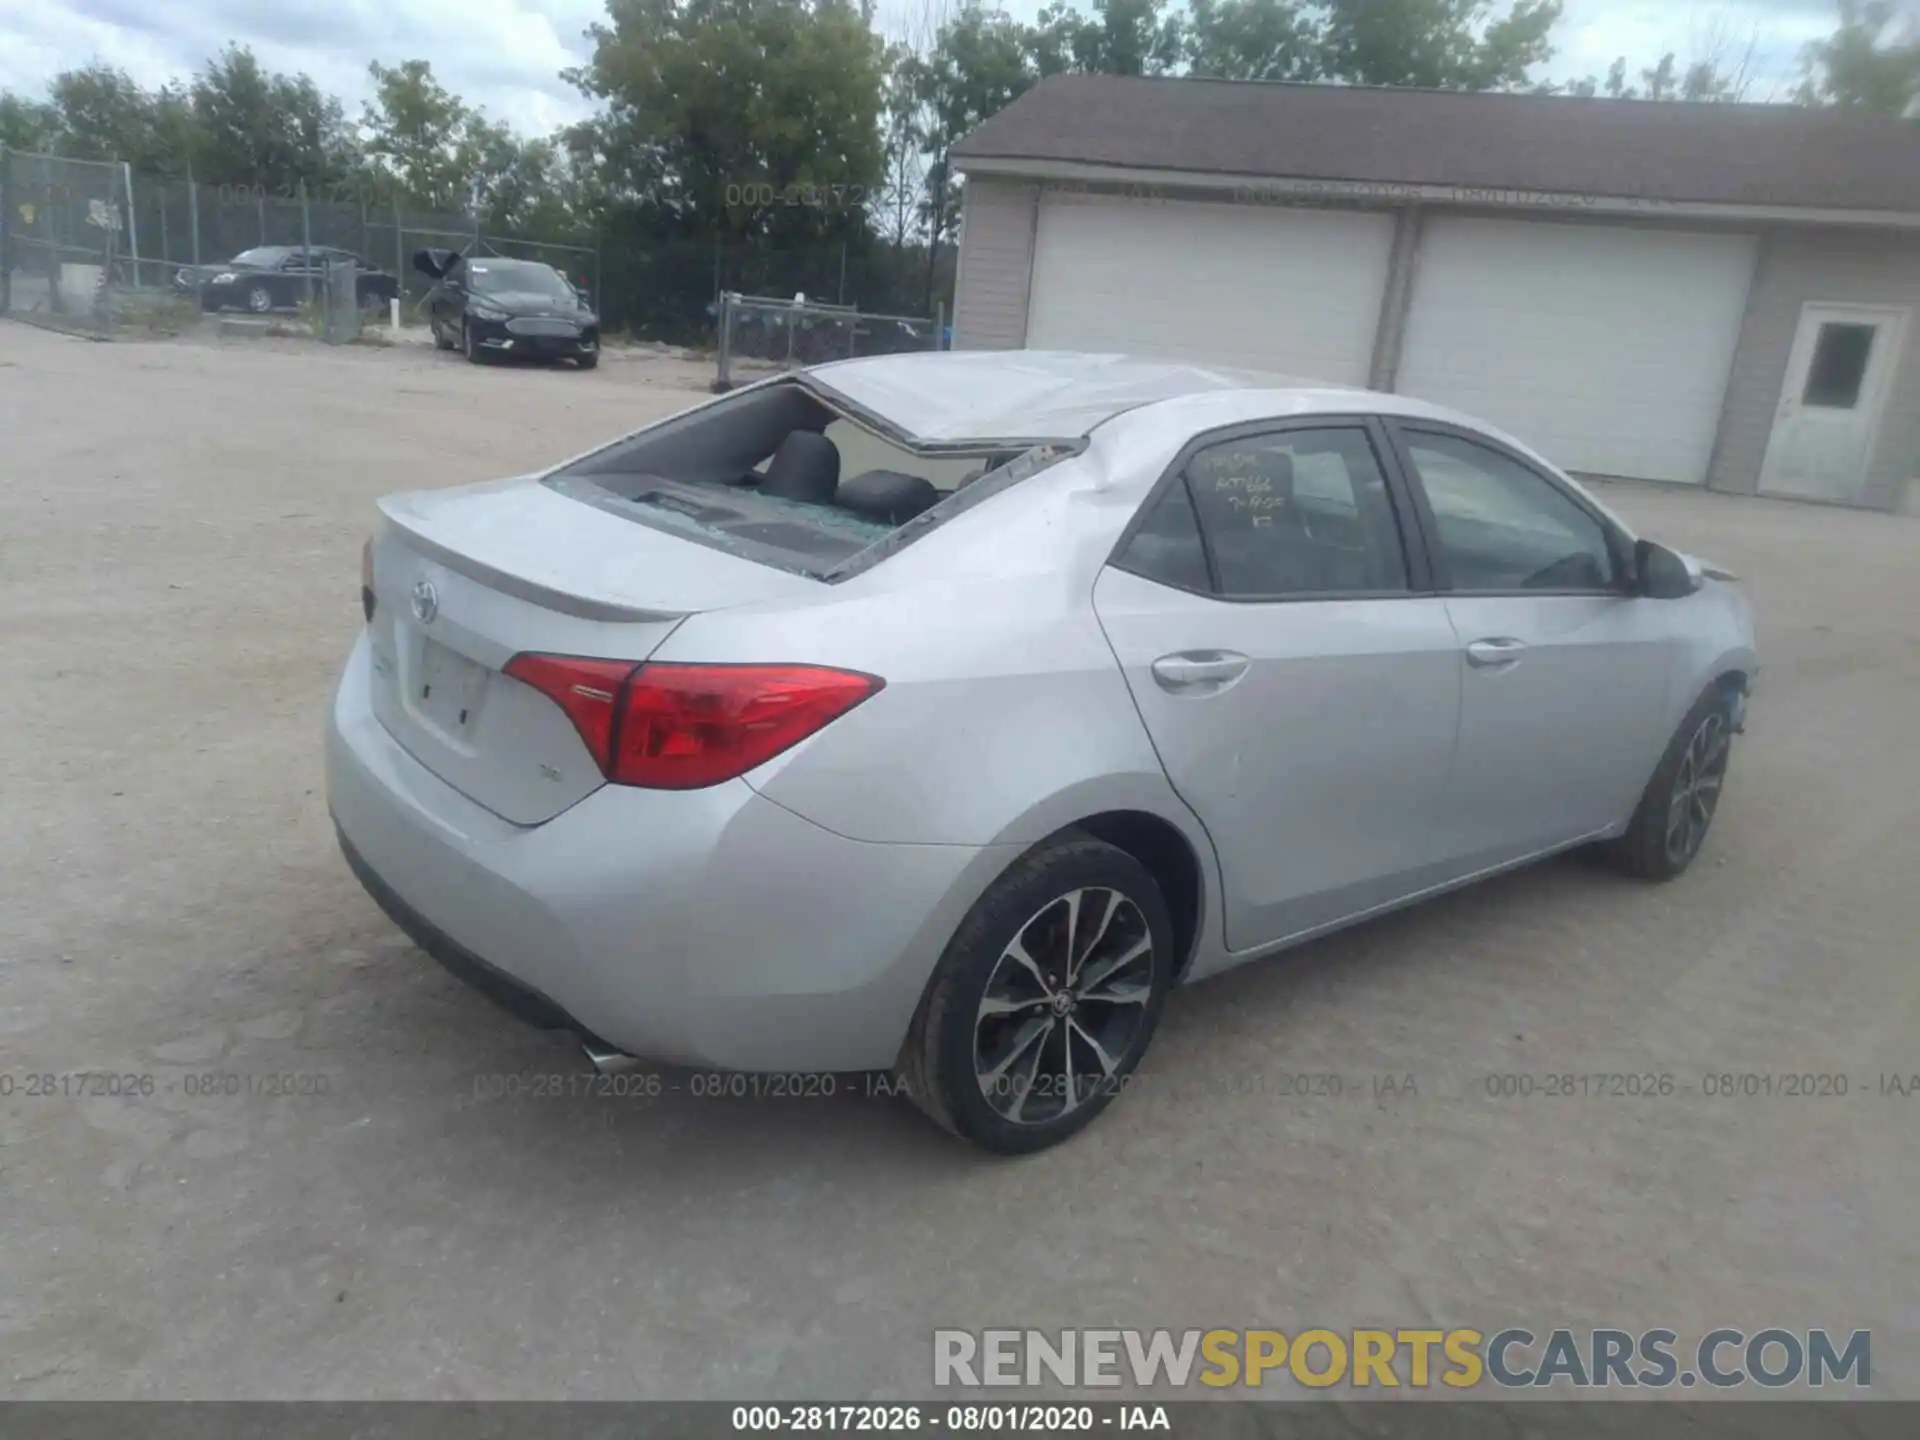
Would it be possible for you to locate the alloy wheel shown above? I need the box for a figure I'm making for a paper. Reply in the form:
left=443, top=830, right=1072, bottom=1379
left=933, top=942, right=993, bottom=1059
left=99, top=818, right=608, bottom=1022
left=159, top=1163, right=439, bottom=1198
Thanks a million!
left=247, top=286, right=272, bottom=313
left=1664, top=711, right=1730, bottom=866
left=973, top=887, right=1155, bottom=1126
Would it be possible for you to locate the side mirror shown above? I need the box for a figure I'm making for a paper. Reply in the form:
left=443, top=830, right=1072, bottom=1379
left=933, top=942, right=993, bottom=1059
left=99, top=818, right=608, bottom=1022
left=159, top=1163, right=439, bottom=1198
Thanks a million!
left=1635, top=539, right=1702, bottom=599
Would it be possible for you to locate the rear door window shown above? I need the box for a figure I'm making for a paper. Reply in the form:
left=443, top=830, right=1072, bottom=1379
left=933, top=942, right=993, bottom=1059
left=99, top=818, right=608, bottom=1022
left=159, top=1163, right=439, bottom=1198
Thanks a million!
left=1115, top=480, right=1213, bottom=593
left=1181, top=428, right=1410, bottom=597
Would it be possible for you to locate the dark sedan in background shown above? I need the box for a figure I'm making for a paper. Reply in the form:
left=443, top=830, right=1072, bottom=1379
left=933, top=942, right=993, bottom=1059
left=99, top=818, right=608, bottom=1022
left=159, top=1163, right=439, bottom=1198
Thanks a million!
left=415, top=251, right=600, bottom=369
left=174, top=247, right=401, bottom=314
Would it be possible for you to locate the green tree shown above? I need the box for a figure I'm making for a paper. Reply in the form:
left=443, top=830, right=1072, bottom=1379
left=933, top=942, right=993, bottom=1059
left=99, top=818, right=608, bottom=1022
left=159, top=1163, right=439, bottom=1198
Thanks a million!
left=1797, top=0, right=1920, bottom=113
left=877, top=44, right=931, bottom=247
left=361, top=59, right=486, bottom=211
left=1559, top=17, right=1760, bottom=103
left=913, top=4, right=1036, bottom=303
left=474, top=131, right=588, bottom=236
left=1184, top=0, right=1320, bottom=81
left=43, top=65, right=159, bottom=165
left=570, top=0, right=887, bottom=242
left=1560, top=58, right=1626, bottom=98
left=15, top=66, right=209, bottom=175
left=193, top=46, right=356, bottom=187
left=1021, top=0, right=1561, bottom=89
left=272, top=72, right=358, bottom=186
left=146, top=84, right=202, bottom=176
left=0, top=92, right=60, bottom=153
left=1028, top=0, right=1185, bottom=77
left=1317, top=0, right=1562, bottom=90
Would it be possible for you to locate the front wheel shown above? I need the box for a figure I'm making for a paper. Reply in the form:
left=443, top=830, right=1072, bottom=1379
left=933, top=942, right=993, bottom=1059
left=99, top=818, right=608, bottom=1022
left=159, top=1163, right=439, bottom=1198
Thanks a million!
left=575, top=351, right=599, bottom=370
left=897, top=832, right=1174, bottom=1154
left=462, top=319, right=484, bottom=364
left=1602, top=685, right=1738, bottom=880
left=246, top=284, right=274, bottom=314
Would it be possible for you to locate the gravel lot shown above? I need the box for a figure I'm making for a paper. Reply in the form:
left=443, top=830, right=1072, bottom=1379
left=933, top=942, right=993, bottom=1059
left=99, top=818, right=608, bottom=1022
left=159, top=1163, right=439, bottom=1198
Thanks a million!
left=3, top=321, right=1917, bottom=1400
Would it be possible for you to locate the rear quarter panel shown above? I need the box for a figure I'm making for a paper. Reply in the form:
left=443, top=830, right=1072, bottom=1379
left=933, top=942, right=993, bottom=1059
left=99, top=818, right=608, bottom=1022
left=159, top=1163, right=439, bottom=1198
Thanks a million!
left=647, top=444, right=1224, bottom=900
left=656, top=561, right=1190, bottom=850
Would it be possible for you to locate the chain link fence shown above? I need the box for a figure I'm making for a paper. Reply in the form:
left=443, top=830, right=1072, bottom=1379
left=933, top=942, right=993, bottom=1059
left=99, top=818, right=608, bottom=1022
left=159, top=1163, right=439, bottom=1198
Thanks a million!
left=1, top=148, right=132, bottom=336
left=713, top=291, right=946, bottom=391
left=5, top=149, right=954, bottom=355
left=317, top=260, right=365, bottom=344
left=124, top=178, right=602, bottom=323
left=600, top=234, right=951, bottom=349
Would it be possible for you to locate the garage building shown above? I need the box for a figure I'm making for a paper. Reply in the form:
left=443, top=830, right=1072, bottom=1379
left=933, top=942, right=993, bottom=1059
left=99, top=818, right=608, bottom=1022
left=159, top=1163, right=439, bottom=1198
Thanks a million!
left=950, top=75, right=1920, bottom=511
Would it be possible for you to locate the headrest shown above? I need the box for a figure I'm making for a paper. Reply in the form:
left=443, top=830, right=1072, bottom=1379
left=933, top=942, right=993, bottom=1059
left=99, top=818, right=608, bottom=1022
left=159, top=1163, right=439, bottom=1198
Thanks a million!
left=1255, top=449, right=1296, bottom=503
left=837, top=470, right=941, bottom=525
left=761, top=430, right=840, bottom=504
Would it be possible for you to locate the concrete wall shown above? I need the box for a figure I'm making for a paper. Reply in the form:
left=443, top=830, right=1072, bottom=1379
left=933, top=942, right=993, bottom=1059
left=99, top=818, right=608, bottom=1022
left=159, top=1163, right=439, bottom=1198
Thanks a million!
left=1708, top=227, right=1920, bottom=511
left=951, top=179, right=1038, bottom=350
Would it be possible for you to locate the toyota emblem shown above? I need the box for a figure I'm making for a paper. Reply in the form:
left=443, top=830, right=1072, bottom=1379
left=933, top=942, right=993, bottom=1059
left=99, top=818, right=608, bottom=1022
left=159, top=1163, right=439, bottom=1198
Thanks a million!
left=410, top=578, right=439, bottom=624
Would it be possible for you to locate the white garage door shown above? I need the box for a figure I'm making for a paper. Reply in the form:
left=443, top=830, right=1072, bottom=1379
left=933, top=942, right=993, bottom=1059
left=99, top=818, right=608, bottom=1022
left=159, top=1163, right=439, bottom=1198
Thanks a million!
left=1397, top=218, right=1757, bottom=484
left=1026, top=192, right=1394, bottom=386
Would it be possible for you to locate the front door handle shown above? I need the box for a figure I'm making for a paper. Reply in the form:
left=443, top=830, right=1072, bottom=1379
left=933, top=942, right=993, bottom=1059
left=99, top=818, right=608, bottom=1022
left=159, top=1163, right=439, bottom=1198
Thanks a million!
left=1465, top=637, right=1527, bottom=671
left=1150, top=650, right=1250, bottom=693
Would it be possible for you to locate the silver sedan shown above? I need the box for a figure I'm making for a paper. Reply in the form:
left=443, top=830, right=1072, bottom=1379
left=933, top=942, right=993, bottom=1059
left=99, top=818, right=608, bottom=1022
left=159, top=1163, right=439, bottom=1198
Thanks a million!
left=327, top=351, right=1758, bottom=1153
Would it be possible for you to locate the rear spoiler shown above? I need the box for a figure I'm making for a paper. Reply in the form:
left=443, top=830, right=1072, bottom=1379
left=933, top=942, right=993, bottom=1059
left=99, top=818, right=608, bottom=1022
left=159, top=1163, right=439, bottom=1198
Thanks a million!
left=376, top=495, right=688, bottom=624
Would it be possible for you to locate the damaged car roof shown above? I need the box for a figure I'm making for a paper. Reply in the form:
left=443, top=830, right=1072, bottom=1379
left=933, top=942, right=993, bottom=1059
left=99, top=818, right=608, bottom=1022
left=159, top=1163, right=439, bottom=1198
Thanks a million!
left=803, top=350, right=1344, bottom=444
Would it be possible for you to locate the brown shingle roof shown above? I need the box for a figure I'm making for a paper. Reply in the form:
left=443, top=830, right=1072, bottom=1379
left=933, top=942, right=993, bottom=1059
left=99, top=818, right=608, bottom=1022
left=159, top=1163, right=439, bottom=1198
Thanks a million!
left=952, top=74, right=1920, bottom=213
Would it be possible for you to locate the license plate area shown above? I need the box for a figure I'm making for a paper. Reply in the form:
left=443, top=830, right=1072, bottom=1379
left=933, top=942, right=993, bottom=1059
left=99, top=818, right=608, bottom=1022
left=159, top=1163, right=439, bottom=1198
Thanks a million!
left=413, top=636, right=489, bottom=739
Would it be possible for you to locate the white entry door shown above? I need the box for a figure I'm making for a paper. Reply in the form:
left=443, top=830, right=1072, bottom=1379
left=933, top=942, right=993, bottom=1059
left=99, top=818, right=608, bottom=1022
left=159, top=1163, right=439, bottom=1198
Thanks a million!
left=1760, top=303, right=1908, bottom=503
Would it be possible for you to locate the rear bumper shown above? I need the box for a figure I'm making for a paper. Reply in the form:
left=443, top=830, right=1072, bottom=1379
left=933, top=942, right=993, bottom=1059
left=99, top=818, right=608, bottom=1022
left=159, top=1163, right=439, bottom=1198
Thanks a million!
left=326, top=634, right=1014, bottom=1070
left=336, top=826, right=600, bottom=1040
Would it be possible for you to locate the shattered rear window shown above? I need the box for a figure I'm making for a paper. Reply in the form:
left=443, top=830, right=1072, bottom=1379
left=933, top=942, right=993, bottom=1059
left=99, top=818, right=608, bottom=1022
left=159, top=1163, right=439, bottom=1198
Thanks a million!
left=547, top=475, right=893, bottom=577
left=822, top=441, right=1086, bottom=581
left=541, top=378, right=1090, bottom=587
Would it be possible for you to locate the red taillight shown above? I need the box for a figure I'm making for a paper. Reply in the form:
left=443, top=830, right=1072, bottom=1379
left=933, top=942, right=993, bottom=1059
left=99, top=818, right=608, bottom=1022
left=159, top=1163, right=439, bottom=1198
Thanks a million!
left=503, top=655, right=882, bottom=790
left=502, top=653, right=642, bottom=773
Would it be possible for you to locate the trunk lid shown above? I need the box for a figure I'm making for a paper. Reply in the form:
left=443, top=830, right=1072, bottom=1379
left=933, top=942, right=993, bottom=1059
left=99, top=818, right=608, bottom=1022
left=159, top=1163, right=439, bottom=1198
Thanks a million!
left=367, top=476, right=820, bottom=824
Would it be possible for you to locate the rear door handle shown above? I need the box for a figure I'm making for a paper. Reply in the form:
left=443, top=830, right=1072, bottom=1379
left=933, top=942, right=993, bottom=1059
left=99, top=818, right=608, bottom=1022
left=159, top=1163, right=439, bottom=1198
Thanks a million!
left=1465, top=637, right=1527, bottom=670
left=1150, top=650, right=1250, bottom=693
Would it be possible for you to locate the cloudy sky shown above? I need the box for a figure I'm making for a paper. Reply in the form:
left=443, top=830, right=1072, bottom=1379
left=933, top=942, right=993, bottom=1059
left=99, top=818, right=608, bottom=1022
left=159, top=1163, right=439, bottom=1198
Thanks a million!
left=0, top=0, right=1867, bottom=137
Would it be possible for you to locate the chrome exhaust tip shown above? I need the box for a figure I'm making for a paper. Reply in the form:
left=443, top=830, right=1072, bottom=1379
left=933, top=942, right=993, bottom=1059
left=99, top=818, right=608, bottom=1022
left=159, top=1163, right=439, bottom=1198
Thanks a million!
left=580, top=1037, right=646, bottom=1075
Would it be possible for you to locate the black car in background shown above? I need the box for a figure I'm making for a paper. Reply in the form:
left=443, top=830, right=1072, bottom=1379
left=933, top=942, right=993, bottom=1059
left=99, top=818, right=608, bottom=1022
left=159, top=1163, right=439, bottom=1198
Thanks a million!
left=173, top=246, right=402, bottom=314
left=415, top=250, right=600, bottom=369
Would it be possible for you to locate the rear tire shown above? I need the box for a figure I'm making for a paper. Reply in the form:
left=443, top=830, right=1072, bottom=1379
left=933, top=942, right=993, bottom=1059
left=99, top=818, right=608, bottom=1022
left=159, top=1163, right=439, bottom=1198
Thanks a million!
left=1601, top=684, right=1738, bottom=881
left=896, top=832, right=1174, bottom=1154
